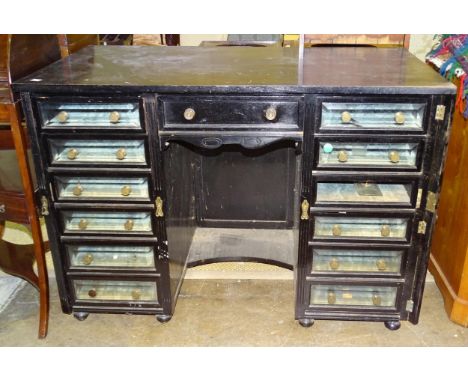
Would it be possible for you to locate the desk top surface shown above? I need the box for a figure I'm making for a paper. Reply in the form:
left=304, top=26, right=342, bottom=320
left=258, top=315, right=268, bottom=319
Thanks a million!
left=13, top=46, right=455, bottom=94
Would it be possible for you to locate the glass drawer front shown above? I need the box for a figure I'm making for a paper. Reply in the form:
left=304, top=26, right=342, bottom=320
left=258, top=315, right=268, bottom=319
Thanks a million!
left=49, top=139, right=146, bottom=165
left=74, top=280, right=157, bottom=302
left=55, top=176, right=149, bottom=200
left=321, top=103, right=425, bottom=129
left=310, top=285, right=397, bottom=307
left=39, top=102, right=140, bottom=128
left=61, top=211, right=152, bottom=233
left=311, top=249, right=403, bottom=274
left=67, top=245, right=155, bottom=268
left=316, top=182, right=412, bottom=205
left=318, top=142, right=419, bottom=167
left=314, top=217, right=408, bottom=239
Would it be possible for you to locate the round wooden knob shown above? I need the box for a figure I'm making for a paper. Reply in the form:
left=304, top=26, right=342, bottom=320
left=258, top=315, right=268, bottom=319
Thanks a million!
left=78, top=219, right=89, bottom=230
left=394, top=112, right=405, bottom=124
left=389, top=151, right=400, bottom=163
left=121, top=185, right=132, bottom=197
left=88, top=288, right=97, bottom=298
left=376, top=259, right=387, bottom=271
left=57, top=111, right=69, bottom=123
left=73, top=185, right=83, bottom=196
left=116, top=148, right=127, bottom=160
left=337, top=150, right=348, bottom=163
left=131, top=290, right=141, bottom=300
left=332, top=224, right=342, bottom=236
left=183, top=108, right=196, bottom=121
left=264, top=107, right=277, bottom=121
left=372, top=293, right=382, bottom=306
left=329, top=258, right=340, bottom=270
left=381, top=225, right=391, bottom=237
left=82, top=253, right=94, bottom=266
left=327, top=291, right=336, bottom=304
left=341, top=111, right=352, bottom=123
left=109, top=111, right=121, bottom=123
left=67, top=148, right=79, bottom=160
left=124, top=219, right=134, bottom=231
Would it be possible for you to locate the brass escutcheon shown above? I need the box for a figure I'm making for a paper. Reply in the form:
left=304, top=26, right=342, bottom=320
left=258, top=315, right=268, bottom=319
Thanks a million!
left=394, top=111, right=405, bottom=125
left=380, top=224, right=391, bottom=237
left=388, top=151, right=400, bottom=163
left=264, top=107, right=277, bottom=121
left=88, top=289, right=97, bottom=298
left=372, top=293, right=382, bottom=306
left=57, top=111, right=69, bottom=123
left=116, top=148, right=127, bottom=160
left=183, top=107, right=196, bottom=121
left=155, top=196, right=164, bottom=217
left=121, top=185, right=132, bottom=197
left=131, top=290, right=141, bottom=300
left=376, top=259, right=387, bottom=271
left=300, top=199, right=309, bottom=220
left=73, top=184, right=83, bottom=196
left=337, top=150, right=348, bottom=163
left=341, top=111, right=352, bottom=123
left=67, top=148, right=79, bottom=160
left=124, top=219, right=134, bottom=231
left=82, top=253, right=94, bottom=266
left=332, top=224, right=342, bottom=236
left=327, top=291, right=337, bottom=304
left=78, top=219, right=89, bottom=230
left=109, top=111, right=121, bottom=123
left=329, top=258, right=340, bottom=270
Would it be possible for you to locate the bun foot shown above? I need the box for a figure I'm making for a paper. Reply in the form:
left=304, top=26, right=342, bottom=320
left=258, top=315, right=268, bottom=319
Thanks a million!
left=384, top=320, right=401, bottom=331
left=73, top=312, right=89, bottom=321
left=298, top=318, right=315, bottom=328
left=156, top=314, right=172, bottom=323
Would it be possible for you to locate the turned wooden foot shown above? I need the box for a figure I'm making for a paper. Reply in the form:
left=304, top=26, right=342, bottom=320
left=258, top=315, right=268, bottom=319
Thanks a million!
left=298, top=318, right=315, bottom=328
left=384, top=320, right=401, bottom=331
left=73, top=312, right=89, bottom=321
left=156, top=314, right=172, bottom=323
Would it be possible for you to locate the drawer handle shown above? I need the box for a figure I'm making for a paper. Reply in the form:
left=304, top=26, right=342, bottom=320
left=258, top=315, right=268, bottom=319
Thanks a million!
left=264, top=107, right=277, bottom=121
left=109, top=111, right=121, bottom=123
left=131, top=289, right=141, bottom=300
left=341, top=111, right=352, bottom=123
left=88, top=288, right=97, bottom=298
left=388, top=151, right=400, bottom=163
left=329, top=258, right=340, bottom=270
left=82, top=253, right=94, bottom=266
left=73, top=184, right=83, bottom=196
left=380, top=225, right=391, bottom=237
left=57, top=111, right=69, bottom=123
left=327, top=291, right=336, bottom=304
left=121, top=185, right=132, bottom=197
left=116, top=148, right=127, bottom=160
left=394, top=111, right=405, bottom=124
left=372, top=293, right=382, bottom=306
left=67, top=148, right=79, bottom=160
left=337, top=150, right=348, bottom=163
left=183, top=108, right=196, bottom=121
left=376, top=259, right=387, bottom=271
left=332, top=224, right=342, bottom=236
left=78, top=219, right=89, bottom=230
left=124, top=219, right=134, bottom=231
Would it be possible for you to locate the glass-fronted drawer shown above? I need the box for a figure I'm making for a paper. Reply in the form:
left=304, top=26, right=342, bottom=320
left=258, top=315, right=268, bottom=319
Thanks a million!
left=38, top=102, right=141, bottom=129
left=310, top=284, right=397, bottom=308
left=66, top=245, right=155, bottom=269
left=73, top=280, right=157, bottom=302
left=61, top=211, right=152, bottom=233
left=315, top=182, right=413, bottom=206
left=55, top=176, right=150, bottom=201
left=311, top=248, right=403, bottom=274
left=313, top=216, right=409, bottom=240
left=320, top=102, right=425, bottom=130
left=49, top=139, right=146, bottom=165
left=318, top=141, right=420, bottom=168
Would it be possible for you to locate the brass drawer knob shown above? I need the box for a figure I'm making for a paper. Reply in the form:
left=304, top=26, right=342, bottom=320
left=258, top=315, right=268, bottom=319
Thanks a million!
left=337, top=150, right=348, bottom=162
left=341, top=111, right=352, bottom=123
left=381, top=225, right=391, bottom=237
left=394, top=111, right=405, bottom=124
left=388, top=151, right=400, bottom=163
left=329, top=258, right=340, bottom=270
left=82, top=253, right=94, bottom=266
left=121, top=185, right=132, bottom=197
left=131, top=290, right=141, bottom=300
left=88, top=288, right=97, bottom=298
left=116, top=148, right=127, bottom=160
left=376, top=259, right=387, bottom=271
left=327, top=291, right=336, bottom=304
left=183, top=107, right=196, bottom=121
left=124, top=219, right=134, bottom=231
left=57, top=111, right=69, bottom=123
left=67, top=148, right=79, bottom=160
left=73, top=184, right=83, bottom=196
left=372, top=293, right=382, bottom=306
left=109, top=111, right=121, bottom=123
left=332, top=224, right=342, bottom=236
left=78, top=219, right=89, bottom=230
left=264, top=107, right=277, bottom=121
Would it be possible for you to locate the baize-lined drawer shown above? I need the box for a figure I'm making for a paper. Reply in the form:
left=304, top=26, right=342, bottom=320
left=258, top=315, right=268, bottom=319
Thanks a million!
left=73, top=280, right=158, bottom=302
left=38, top=101, right=141, bottom=129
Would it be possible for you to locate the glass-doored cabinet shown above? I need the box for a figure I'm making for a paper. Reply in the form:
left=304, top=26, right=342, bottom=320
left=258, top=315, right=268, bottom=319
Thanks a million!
left=14, top=45, right=455, bottom=331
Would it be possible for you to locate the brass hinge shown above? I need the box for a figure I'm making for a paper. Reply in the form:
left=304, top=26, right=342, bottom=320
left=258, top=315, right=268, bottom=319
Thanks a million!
left=416, top=188, right=423, bottom=209
left=406, top=299, right=414, bottom=312
left=155, top=196, right=164, bottom=217
left=435, top=105, right=446, bottom=121
left=40, top=196, right=49, bottom=216
left=300, top=199, right=310, bottom=220
left=426, top=191, right=438, bottom=213
left=418, top=220, right=427, bottom=234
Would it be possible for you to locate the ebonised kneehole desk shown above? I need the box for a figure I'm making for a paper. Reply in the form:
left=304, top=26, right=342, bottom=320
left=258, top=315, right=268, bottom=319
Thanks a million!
left=13, top=46, right=456, bottom=330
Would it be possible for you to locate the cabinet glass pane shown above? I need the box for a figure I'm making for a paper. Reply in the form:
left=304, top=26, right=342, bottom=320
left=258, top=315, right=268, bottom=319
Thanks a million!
left=318, top=141, right=418, bottom=167
left=67, top=245, right=155, bottom=268
left=321, top=103, right=425, bottom=129
left=310, top=285, right=397, bottom=307
left=61, top=211, right=152, bottom=233
left=312, top=249, right=403, bottom=274
left=56, top=176, right=149, bottom=200
left=39, top=102, right=140, bottom=128
left=316, top=182, right=412, bottom=205
left=49, top=139, right=146, bottom=164
left=314, top=217, right=408, bottom=239
left=74, top=280, right=157, bottom=302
